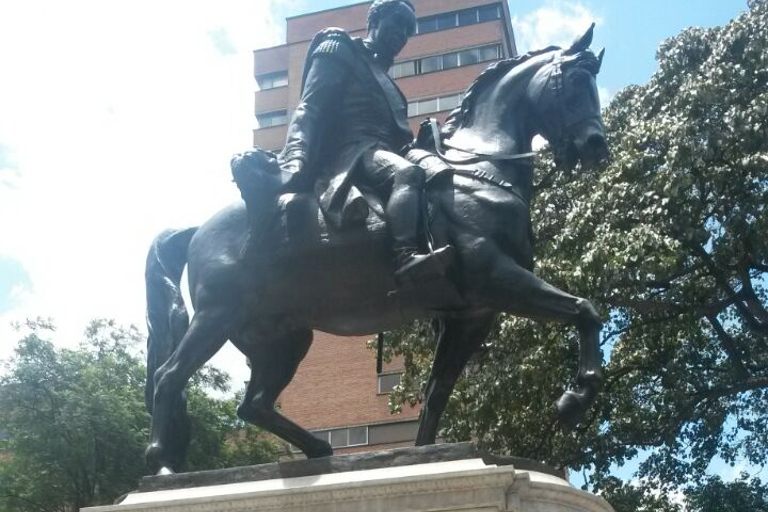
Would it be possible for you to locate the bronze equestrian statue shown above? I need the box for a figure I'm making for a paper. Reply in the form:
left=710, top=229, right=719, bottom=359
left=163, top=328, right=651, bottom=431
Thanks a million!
left=144, top=0, right=609, bottom=475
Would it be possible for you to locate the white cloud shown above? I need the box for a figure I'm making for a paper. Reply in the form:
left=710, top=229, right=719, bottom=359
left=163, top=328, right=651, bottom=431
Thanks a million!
left=531, top=135, right=548, bottom=150
left=598, top=86, right=613, bottom=108
left=0, top=0, right=285, bottom=385
left=512, top=1, right=602, bottom=53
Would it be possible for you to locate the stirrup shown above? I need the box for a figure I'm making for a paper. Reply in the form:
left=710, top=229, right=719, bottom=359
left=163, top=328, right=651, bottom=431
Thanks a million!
left=394, top=245, right=455, bottom=286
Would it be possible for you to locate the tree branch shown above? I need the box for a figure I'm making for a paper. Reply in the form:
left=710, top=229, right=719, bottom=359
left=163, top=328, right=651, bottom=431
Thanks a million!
left=609, top=295, right=734, bottom=317
left=659, top=376, right=768, bottom=442
left=692, top=245, right=767, bottom=337
left=705, top=314, right=749, bottom=379
left=737, top=263, right=768, bottom=325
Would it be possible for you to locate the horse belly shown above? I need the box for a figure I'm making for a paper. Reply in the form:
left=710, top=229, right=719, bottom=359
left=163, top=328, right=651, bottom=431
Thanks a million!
left=255, top=229, right=413, bottom=335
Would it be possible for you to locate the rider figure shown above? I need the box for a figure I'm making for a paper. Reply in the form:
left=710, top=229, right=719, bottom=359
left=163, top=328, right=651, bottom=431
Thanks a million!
left=279, top=0, right=453, bottom=284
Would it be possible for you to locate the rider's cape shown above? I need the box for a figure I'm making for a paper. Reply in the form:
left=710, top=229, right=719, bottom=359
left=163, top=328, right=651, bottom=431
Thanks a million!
left=280, top=28, right=417, bottom=228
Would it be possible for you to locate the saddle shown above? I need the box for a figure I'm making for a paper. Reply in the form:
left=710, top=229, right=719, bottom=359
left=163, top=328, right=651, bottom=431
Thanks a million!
left=230, top=142, right=452, bottom=248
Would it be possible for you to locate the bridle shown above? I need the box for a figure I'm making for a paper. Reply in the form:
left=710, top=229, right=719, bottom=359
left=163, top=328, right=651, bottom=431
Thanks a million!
left=429, top=51, right=600, bottom=167
left=537, top=51, right=603, bottom=162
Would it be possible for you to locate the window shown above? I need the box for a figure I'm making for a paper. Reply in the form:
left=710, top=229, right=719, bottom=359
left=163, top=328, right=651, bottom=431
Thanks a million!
left=378, top=373, right=402, bottom=393
left=417, top=16, right=438, bottom=34
left=458, top=8, right=478, bottom=26
left=391, top=60, right=416, bottom=78
left=478, top=4, right=502, bottom=22
left=313, top=426, right=368, bottom=448
left=348, top=426, right=367, bottom=446
left=440, top=93, right=462, bottom=111
left=256, top=70, right=288, bottom=90
left=391, top=45, right=501, bottom=80
left=480, top=45, right=501, bottom=61
left=330, top=429, right=347, bottom=448
left=407, top=93, right=463, bottom=118
left=458, top=48, right=479, bottom=66
left=418, top=98, right=439, bottom=115
left=442, top=52, right=459, bottom=70
left=421, top=55, right=442, bottom=74
left=436, top=12, right=457, bottom=30
left=256, top=109, right=288, bottom=128
left=416, top=4, right=502, bottom=34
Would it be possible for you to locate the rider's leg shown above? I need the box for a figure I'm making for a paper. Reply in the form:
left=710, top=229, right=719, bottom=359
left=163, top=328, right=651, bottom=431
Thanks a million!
left=359, top=148, right=454, bottom=283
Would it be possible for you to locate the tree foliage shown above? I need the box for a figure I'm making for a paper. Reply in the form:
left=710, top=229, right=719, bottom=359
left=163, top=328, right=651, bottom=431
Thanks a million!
left=385, top=0, right=768, bottom=504
left=0, top=319, right=280, bottom=512
left=598, top=477, right=681, bottom=512
left=685, top=474, right=768, bottom=512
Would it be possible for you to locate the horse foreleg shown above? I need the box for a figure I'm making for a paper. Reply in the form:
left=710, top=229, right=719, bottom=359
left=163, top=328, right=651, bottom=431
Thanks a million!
left=416, top=312, right=496, bottom=446
left=470, top=245, right=603, bottom=428
left=146, top=307, right=232, bottom=474
left=236, top=328, right=333, bottom=459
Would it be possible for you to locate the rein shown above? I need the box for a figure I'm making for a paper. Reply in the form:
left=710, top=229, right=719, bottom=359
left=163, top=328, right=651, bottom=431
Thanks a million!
left=428, top=119, right=536, bottom=165
left=427, top=120, right=530, bottom=200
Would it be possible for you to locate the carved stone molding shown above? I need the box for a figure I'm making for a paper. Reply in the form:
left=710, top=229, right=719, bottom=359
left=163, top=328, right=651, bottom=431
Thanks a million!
left=83, top=458, right=613, bottom=512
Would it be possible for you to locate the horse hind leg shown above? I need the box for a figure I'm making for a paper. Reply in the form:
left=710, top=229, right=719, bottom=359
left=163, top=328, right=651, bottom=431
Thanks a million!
left=236, top=327, right=333, bottom=459
left=146, top=307, right=232, bottom=474
left=416, top=313, right=496, bottom=446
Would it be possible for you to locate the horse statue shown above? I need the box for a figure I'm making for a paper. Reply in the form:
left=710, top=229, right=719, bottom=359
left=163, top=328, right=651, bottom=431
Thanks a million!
left=144, top=26, right=609, bottom=474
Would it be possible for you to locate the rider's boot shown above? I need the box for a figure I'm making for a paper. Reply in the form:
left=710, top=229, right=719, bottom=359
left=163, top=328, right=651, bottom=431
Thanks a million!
left=388, top=166, right=455, bottom=286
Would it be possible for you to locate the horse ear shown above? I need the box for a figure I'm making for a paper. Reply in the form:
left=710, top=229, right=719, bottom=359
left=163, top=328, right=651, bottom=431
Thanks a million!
left=597, top=48, right=605, bottom=72
left=565, top=22, right=595, bottom=55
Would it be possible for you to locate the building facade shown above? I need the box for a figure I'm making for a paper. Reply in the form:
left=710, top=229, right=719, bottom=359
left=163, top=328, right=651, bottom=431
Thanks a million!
left=253, top=0, right=517, bottom=455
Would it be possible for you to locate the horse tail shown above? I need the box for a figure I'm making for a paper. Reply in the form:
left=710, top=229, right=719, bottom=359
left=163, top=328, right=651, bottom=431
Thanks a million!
left=144, top=226, right=198, bottom=413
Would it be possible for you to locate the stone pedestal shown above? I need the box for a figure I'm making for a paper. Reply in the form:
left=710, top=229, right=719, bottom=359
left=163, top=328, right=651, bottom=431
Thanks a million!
left=83, top=444, right=613, bottom=512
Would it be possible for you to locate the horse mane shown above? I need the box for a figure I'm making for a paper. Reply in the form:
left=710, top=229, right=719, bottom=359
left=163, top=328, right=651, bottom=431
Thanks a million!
left=442, top=46, right=560, bottom=138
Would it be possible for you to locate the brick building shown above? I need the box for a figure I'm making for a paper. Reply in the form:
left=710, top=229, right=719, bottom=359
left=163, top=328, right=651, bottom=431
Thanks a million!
left=253, top=0, right=517, bottom=454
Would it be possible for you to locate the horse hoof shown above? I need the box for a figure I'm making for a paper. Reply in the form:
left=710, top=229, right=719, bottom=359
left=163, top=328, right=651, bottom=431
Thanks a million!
left=555, top=391, right=587, bottom=430
left=305, top=441, right=333, bottom=459
left=145, top=443, right=175, bottom=475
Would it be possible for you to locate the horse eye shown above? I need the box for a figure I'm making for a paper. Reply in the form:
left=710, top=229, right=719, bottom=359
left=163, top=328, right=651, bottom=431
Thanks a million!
left=566, top=94, right=582, bottom=109
left=569, top=72, right=590, bottom=87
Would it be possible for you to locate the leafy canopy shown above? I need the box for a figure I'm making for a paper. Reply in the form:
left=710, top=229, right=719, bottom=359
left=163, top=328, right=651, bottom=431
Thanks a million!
left=0, top=319, right=280, bottom=512
left=385, top=0, right=768, bottom=505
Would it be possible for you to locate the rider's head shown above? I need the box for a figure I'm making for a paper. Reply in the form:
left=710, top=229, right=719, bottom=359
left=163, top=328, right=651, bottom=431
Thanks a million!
left=367, top=0, right=416, bottom=60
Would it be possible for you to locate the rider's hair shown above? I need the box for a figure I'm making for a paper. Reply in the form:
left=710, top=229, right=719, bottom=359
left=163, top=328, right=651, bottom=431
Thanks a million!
left=367, top=0, right=416, bottom=35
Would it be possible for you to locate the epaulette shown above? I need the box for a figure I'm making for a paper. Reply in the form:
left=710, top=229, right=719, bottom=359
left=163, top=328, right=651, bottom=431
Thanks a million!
left=309, top=28, right=355, bottom=61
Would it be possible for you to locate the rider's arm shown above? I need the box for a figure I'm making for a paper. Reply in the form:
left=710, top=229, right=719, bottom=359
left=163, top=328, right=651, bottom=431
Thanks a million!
left=281, top=56, right=348, bottom=190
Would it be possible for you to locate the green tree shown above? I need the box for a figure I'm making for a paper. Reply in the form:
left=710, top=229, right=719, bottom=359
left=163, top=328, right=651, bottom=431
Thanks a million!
left=385, top=0, right=768, bottom=504
left=598, top=478, right=681, bottom=512
left=685, top=475, right=768, bottom=512
left=0, top=319, right=279, bottom=512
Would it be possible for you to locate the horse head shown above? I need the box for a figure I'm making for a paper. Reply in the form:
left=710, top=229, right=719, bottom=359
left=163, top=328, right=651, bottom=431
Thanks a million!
left=527, top=24, right=609, bottom=170
left=442, top=24, right=608, bottom=172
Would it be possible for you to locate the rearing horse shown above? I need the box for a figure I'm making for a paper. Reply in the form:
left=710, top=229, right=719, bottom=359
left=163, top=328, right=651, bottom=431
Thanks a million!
left=144, top=26, right=609, bottom=475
